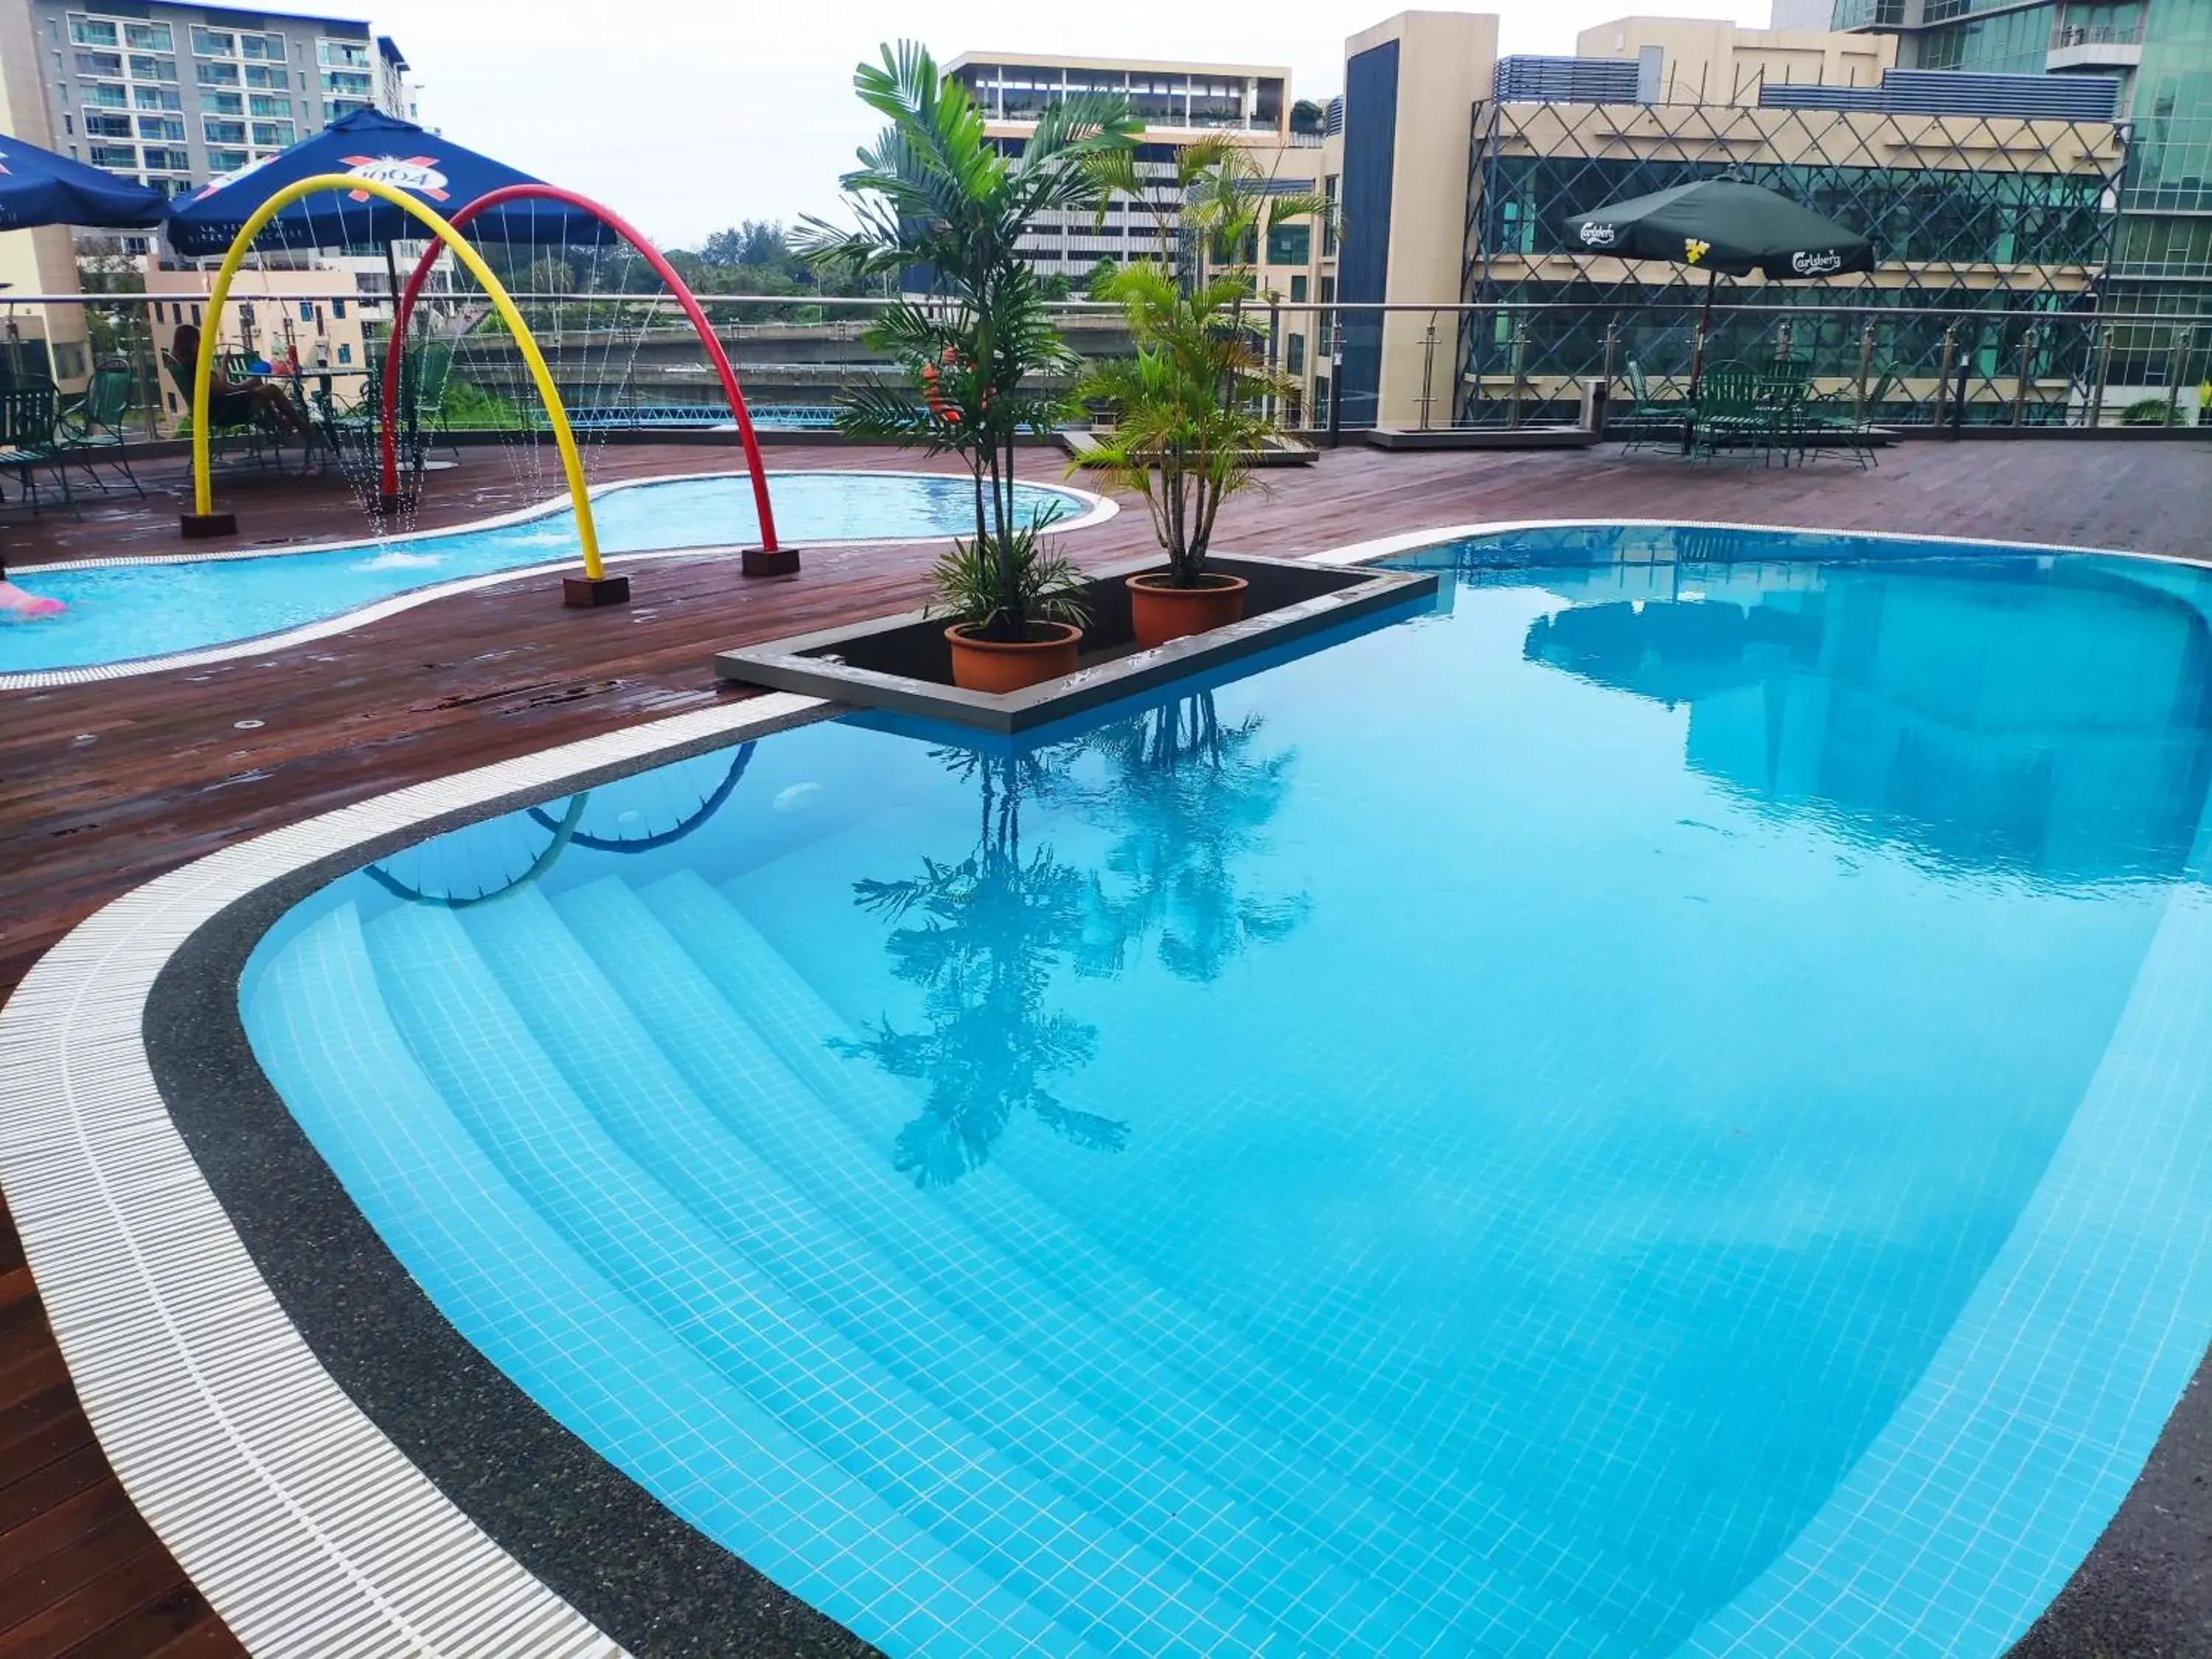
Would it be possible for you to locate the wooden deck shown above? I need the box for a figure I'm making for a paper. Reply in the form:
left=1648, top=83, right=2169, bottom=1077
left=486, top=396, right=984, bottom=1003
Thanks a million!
left=2, top=434, right=2208, bottom=1656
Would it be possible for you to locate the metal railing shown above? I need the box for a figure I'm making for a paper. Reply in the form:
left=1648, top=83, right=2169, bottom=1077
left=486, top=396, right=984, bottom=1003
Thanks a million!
left=4, top=289, right=2205, bottom=445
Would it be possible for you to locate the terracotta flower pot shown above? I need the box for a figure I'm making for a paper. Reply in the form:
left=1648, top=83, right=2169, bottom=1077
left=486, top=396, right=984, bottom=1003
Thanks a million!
left=944, top=621, right=1084, bottom=693
left=1127, top=571, right=1250, bottom=650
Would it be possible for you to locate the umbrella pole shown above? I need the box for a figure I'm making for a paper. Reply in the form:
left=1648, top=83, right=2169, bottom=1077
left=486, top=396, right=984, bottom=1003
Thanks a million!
left=1688, top=267, right=1719, bottom=398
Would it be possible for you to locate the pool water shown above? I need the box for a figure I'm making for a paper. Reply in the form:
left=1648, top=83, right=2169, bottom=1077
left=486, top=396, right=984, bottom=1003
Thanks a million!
left=0, top=472, right=1082, bottom=674
left=241, top=527, right=2212, bottom=1658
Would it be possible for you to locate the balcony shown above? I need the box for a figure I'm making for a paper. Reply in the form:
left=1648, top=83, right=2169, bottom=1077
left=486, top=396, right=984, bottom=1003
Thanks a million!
left=2046, top=18, right=2143, bottom=71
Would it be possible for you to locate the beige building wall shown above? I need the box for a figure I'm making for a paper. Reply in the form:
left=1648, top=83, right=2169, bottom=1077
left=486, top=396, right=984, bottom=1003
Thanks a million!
left=1573, top=17, right=1894, bottom=101
left=1346, top=11, right=1500, bottom=428
left=0, top=0, right=92, bottom=388
left=143, top=265, right=366, bottom=421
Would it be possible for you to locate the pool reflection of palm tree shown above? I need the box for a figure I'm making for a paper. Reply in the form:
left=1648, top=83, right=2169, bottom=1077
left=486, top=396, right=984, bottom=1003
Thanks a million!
left=842, top=692, right=1307, bottom=1187
left=1077, top=692, right=1309, bottom=983
left=838, top=746, right=1126, bottom=1189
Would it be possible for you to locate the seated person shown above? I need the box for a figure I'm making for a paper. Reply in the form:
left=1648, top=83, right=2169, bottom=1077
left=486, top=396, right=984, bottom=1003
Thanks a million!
left=170, top=323, right=307, bottom=437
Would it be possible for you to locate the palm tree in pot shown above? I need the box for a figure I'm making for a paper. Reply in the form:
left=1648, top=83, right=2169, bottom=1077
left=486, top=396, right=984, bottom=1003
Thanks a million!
left=1076, top=139, right=1325, bottom=649
left=799, top=43, right=1136, bottom=691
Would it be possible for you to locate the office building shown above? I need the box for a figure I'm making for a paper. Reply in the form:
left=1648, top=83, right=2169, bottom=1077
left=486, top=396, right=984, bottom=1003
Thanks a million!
left=1814, top=0, right=2212, bottom=319
left=1326, top=12, right=2138, bottom=429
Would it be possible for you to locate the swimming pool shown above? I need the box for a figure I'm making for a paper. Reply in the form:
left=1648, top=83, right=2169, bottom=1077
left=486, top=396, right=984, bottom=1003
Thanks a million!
left=237, top=525, right=2212, bottom=1657
left=0, top=471, right=1096, bottom=680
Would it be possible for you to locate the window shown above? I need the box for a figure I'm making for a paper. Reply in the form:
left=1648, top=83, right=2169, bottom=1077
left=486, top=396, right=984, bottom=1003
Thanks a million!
left=139, top=146, right=189, bottom=171
left=240, top=32, right=285, bottom=60
left=1290, top=274, right=1308, bottom=302
left=85, top=111, right=131, bottom=137
left=204, top=117, right=246, bottom=144
left=136, top=114, right=184, bottom=141
left=337, top=343, right=352, bottom=364
left=67, top=16, right=118, bottom=47
left=248, top=93, right=291, bottom=117
left=201, top=89, right=243, bottom=114
left=332, top=299, right=347, bottom=319
left=125, top=21, right=172, bottom=51
left=83, top=80, right=125, bottom=108
left=63, top=113, right=74, bottom=134
left=1320, top=275, right=1336, bottom=304
left=318, top=38, right=371, bottom=67
left=127, top=55, right=176, bottom=81
left=1312, top=377, right=1330, bottom=425
left=244, top=63, right=286, bottom=89
left=132, top=84, right=182, bottom=110
left=191, top=27, right=234, bottom=56
left=1322, top=176, right=1338, bottom=257
left=250, top=121, right=294, bottom=147
left=196, top=61, right=240, bottom=87
left=88, top=142, right=137, bottom=167
left=74, top=50, right=122, bottom=77
left=1286, top=333, right=1306, bottom=375
left=321, top=70, right=371, bottom=96
left=299, top=302, right=314, bottom=323
left=1265, top=223, right=1311, bottom=267
left=206, top=147, right=250, bottom=173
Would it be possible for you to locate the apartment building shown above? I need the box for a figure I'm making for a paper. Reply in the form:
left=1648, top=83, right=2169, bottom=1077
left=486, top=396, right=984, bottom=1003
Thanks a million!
left=945, top=52, right=1300, bottom=282
left=19, top=0, right=410, bottom=200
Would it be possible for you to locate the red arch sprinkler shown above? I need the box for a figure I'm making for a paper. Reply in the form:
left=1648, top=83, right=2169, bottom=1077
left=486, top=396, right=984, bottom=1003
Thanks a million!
left=380, top=182, right=794, bottom=577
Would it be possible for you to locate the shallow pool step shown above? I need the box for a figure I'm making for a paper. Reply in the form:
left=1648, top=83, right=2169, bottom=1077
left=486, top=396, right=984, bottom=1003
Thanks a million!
left=549, top=874, right=1498, bottom=1657
left=644, top=868, right=1662, bottom=1656
left=367, top=894, right=1272, bottom=1659
left=250, top=901, right=1056, bottom=1656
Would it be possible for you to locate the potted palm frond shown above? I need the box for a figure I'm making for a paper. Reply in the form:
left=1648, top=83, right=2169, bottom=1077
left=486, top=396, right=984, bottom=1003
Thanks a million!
left=1077, top=140, right=1324, bottom=649
left=798, top=43, right=1135, bottom=691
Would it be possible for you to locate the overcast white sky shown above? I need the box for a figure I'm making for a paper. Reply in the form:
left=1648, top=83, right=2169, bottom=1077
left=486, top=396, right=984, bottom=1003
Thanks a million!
left=343, top=0, right=1773, bottom=248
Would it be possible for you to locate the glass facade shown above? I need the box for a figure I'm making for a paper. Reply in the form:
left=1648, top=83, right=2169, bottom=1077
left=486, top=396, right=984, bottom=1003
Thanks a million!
left=1461, top=100, right=2125, bottom=427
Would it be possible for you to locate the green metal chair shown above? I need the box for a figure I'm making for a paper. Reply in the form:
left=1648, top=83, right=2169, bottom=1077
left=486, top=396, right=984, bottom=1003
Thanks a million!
left=161, top=350, right=289, bottom=470
left=394, top=339, right=459, bottom=465
left=1792, top=371, right=1892, bottom=470
left=1620, top=359, right=1685, bottom=453
left=1689, top=366, right=1770, bottom=462
left=55, top=366, right=145, bottom=498
left=0, top=386, right=72, bottom=513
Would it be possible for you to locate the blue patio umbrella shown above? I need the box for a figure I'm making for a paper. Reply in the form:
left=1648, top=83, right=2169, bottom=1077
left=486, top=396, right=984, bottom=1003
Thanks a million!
left=164, top=109, right=612, bottom=255
left=0, top=131, right=168, bottom=230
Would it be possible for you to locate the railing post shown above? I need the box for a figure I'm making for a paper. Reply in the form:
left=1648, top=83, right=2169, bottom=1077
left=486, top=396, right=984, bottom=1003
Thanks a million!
left=1598, top=321, right=1619, bottom=438
left=1855, top=320, right=1875, bottom=423
left=2167, top=326, right=2193, bottom=428
left=2089, top=324, right=2113, bottom=429
left=2012, top=325, right=2038, bottom=427
left=1934, top=326, right=1956, bottom=431
left=1506, top=322, right=1528, bottom=431
left=1418, top=314, right=1439, bottom=431
left=1775, top=317, right=1792, bottom=367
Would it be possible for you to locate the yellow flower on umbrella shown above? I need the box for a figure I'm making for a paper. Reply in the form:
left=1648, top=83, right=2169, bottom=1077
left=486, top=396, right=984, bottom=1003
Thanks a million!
left=1685, top=237, right=1711, bottom=265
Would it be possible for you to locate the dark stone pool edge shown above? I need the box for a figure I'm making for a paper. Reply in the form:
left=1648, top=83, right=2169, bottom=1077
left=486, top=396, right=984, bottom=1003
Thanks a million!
left=145, top=699, right=881, bottom=1659
left=136, top=676, right=2212, bottom=1659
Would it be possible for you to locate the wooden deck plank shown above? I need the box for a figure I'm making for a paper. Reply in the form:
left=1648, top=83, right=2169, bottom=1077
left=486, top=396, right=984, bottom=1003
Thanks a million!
left=0, top=435, right=2205, bottom=1658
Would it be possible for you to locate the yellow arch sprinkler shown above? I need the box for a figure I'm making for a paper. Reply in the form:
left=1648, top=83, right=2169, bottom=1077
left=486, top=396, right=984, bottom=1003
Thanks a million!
left=180, top=173, right=626, bottom=607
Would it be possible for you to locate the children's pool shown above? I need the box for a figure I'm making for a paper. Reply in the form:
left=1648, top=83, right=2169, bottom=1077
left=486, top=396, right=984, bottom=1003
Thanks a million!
left=0, top=472, right=1091, bottom=677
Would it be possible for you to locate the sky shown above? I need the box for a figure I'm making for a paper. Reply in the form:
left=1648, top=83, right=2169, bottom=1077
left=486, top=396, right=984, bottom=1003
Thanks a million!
left=347, top=0, right=1775, bottom=250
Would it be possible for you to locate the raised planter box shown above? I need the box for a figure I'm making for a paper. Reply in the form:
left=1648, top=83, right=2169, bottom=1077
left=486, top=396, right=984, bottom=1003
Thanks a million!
left=713, top=552, right=1438, bottom=733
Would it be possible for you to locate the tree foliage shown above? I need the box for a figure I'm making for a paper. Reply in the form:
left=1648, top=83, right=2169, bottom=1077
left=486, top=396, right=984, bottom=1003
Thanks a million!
left=795, top=40, right=1136, bottom=639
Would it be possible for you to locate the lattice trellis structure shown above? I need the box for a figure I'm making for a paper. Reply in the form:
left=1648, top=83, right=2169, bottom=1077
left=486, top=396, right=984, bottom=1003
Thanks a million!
left=1458, top=99, right=2139, bottom=428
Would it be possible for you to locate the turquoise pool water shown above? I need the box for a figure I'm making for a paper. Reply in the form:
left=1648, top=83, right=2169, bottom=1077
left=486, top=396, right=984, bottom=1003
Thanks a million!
left=0, top=472, right=1082, bottom=675
left=241, top=526, right=2212, bottom=1658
